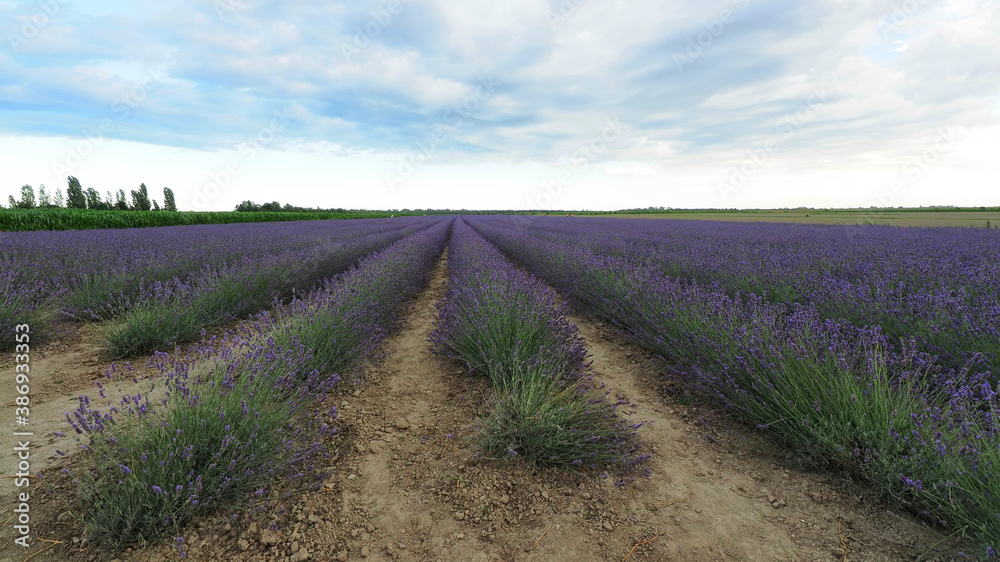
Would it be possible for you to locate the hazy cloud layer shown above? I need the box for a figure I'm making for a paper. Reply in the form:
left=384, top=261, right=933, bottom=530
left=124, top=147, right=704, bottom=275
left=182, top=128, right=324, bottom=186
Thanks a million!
left=2, top=0, right=998, bottom=208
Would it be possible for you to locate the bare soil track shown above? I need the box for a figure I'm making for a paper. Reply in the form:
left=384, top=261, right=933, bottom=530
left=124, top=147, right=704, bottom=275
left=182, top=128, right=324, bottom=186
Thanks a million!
left=0, top=250, right=971, bottom=561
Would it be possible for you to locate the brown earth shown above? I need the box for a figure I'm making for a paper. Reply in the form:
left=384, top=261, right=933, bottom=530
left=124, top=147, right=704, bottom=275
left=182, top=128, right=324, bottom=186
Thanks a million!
left=0, top=250, right=973, bottom=561
left=0, top=322, right=126, bottom=503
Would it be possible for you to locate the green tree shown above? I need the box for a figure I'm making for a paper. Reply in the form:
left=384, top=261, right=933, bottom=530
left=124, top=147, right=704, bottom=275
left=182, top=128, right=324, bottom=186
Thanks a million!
left=235, top=200, right=261, bottom=212
left=163, top=187, right=177, bottom=212
left=130, top=183, right=151, bottom=211
left=38, top=184, right=51, bottom=207
left=85, top=188, right=104, bottom=210
left=66, top=176, right=87, bottom=209
left=54, top=188, right=65, bottom=208
left=115, top=189, right=128, bottom=211
left=7, top=195, right=15, bottom=209
left=152, top=200, right=161, bottom=211
left=19, top=185, right=36, bottom=209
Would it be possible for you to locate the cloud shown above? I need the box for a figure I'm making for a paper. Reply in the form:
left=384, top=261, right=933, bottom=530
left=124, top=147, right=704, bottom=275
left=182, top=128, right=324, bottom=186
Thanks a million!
left=604, top=164, right=657, bottom=176
left=1, top=0, right=998, bottom=209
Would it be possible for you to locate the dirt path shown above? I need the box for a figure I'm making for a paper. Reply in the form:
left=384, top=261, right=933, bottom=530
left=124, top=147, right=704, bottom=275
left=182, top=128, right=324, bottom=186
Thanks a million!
left=0, top=324, right=120, bottom=502
left=570, top=318, right=807, bottom=560
left=331, top=250, right=500, bottom=561
left=566, top=314, right=966, bottom=562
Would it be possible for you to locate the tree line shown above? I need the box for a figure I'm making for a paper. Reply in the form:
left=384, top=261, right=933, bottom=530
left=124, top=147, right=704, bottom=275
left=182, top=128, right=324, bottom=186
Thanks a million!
left=4, top=177, right=177, bottom=212
left=233, top=200, right=357, bottom=213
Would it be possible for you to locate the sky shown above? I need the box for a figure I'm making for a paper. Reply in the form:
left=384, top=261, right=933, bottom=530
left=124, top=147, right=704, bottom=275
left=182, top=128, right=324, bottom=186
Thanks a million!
left=1, top=0, right=998, bottom=211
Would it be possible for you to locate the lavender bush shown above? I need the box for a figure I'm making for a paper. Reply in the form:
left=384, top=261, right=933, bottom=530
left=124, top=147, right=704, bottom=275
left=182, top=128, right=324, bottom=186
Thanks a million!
left=2, top=218, right=435, bottom=349
left=432, top=219, right=645, bottom=474
left=67, top=335, right=337, bottom=553
left=60, top=221, right=400, bottom=318
left=0, top=217, right=432, bottom=328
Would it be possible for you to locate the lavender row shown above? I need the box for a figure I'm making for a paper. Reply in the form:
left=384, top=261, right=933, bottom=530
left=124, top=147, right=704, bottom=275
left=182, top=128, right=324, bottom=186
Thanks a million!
left=0, top=217, right=434, bottom=350
left=467, top=216, right=1000, bottom=557
left=0, top=267, right=48, bottom=349
left=431, top=219, right=645, bottom=474
left=104, top=218, right=440, bottom=357
left=97, top=217, right=434, bottom=319
left=473, top=216, right=1000, bottom=373
left=5, top=219, right=403, bottom=317
left=264, top=217, right=453, bottom=381
left=433, top=218, right=588, bottom=385
left=65, top=219, right=452, bottom=553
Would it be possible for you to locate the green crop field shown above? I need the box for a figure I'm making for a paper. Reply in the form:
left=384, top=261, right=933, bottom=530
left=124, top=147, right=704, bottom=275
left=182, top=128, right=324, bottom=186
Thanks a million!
left=580, top=209, right=1000, bottom=228
left=0, top=207, right=412, bottom=231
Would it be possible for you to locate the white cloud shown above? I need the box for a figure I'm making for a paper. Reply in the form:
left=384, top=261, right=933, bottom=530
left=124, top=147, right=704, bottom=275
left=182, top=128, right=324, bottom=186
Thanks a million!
left=0, top=0, right=998, bottom=209
left=605, top=164, right=658, bottom=176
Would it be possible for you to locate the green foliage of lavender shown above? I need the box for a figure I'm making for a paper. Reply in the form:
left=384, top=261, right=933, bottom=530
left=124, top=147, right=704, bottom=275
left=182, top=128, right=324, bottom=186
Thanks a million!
left=103, top=221, right=433, bottom=357
left=0, top=267, right=52, bottom=350
left=432, top=219, right=645, bottom=473
left=468, top=216, right=1000, bottom=557
left=434, top=264, right=583, bottom=388
left=68, top=340, right=336, bottom=553
left=102, top=270, right=276, bottom=357
left=67, top=220, right=451, bottom=553
left=0, top=238, right=61, bottom=348
left=72, top=348, right=334, bottom=552
left=489, top=216, right=1000, bottom=377
left=269, top=218, right=453, bottom=381
left=477, top=365, right=641, bottom=472
left=1, top=217, right=433, bottom=327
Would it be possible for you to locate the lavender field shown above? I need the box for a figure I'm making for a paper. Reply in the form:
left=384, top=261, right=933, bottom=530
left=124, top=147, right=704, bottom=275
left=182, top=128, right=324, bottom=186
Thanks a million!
left=468, top=215, right=1000, bottom=557
left=1, top=216, right=440, bottom=354
left=3, top=216, right=997, bottom=559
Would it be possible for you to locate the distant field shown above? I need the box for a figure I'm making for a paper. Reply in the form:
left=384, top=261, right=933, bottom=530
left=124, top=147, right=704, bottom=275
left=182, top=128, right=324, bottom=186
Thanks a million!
left=586, top=210, right=1000, bottom=228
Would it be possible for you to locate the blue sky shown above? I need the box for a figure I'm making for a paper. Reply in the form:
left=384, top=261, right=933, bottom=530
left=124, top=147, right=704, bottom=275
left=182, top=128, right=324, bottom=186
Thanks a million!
left=1, top=0, right=998, bottom=211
